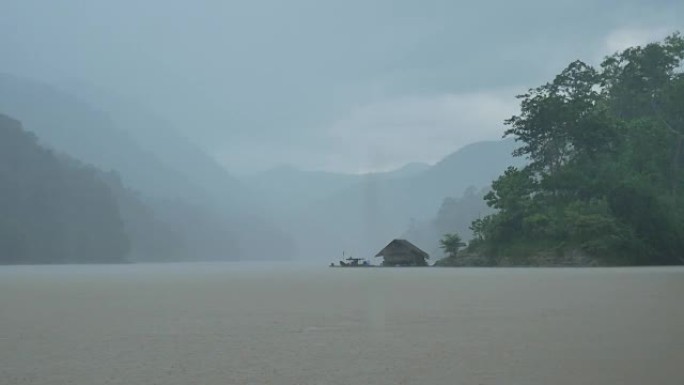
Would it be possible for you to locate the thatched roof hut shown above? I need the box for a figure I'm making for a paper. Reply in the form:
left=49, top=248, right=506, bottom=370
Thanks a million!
left=375, top=239, right=429, bottom=266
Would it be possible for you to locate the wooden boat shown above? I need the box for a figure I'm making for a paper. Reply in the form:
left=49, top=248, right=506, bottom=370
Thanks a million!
left=329, top=257, right=374, bottom=267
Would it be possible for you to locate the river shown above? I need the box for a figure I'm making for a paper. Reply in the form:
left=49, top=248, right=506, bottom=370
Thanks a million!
left=1, top=263, right=683, bottom=384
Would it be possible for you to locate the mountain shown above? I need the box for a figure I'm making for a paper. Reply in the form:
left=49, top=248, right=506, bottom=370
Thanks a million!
left=0, top=113, right=129, bottom=264
left=94, top=171, right=188, bottom=262
left=0, top=74, right=294, bottom=261
left=241, top=162, right=432, bottom=216
left=379, top=162, right=431, bottom=178
left=397, top=139, right=522, bottom=217
left=246, top=139, right=524, bottom=260
left=57, top=81, right=252, bottom=206
left=0, top=73, right=521, bottom=262
left=402, top=186, right=494, bottom=257
left=241, top=166, right=362, bottom=216
left=0, top=74, right=195, bottom=201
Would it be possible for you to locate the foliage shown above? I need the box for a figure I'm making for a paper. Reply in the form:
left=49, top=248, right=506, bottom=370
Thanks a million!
left=439, top=233, right=466, bottom=259
left=470, top=33, right=684, bottom=265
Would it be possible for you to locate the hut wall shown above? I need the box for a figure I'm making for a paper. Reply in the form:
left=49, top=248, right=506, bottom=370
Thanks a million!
left=382, top=252, right=425, bottom=266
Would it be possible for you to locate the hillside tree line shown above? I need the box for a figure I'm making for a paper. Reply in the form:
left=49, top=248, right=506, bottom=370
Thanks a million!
left=467, top=33, right=684, bottom=265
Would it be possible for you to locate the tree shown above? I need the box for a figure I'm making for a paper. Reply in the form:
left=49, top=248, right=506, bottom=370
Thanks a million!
left=439, top=233, right=466, bottom=259
left=468, top=33, right=684, bottom=265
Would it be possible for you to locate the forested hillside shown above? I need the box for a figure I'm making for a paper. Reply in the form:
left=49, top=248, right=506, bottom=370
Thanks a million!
left=0, top=75, right=295, bottom=261
left=0, top=114, right=129, bottom=263
left=463, top=34, right=684, bottom=266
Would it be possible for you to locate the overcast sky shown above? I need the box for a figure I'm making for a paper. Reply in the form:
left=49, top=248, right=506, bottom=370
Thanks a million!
left=1, top=0, right=683, bottom=174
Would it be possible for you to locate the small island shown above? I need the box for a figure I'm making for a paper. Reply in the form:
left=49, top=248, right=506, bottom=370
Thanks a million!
left=435, top=34, right=684, bottom=267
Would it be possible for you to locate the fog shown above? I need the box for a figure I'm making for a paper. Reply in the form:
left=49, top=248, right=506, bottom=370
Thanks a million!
left=3, top=0, right=683, bottom=173
left=3, top=2, right=684, bottom=384
left=1, top=1, right=683, bottom=262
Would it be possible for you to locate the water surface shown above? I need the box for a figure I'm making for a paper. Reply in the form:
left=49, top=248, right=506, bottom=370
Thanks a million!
left=1, top=263, right=683, bottom=384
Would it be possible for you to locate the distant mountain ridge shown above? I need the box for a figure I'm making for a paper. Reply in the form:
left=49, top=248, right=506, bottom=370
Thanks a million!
left=241, top=161, right=431, bottom=215
left=0, top=74, right=294, bottom=261
left=1, top=73, right=523, bottom=263
left=243, top=139, right=524, bottom=260
left=0, top=74, right=195, bottom=201
left=58, top=81, right=253, bottom=207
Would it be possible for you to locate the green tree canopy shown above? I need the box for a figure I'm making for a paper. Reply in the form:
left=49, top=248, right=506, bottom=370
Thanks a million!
left=469, top=33, right=684, bottom=266
left=439, top=233, right=466, bottom=259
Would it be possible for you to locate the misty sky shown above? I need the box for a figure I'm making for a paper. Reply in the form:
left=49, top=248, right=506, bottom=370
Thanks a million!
left=2, top=0, right=683, bottom=174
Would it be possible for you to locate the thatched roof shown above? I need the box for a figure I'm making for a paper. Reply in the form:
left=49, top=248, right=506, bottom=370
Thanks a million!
left=375, top=239, right=429, bottom=259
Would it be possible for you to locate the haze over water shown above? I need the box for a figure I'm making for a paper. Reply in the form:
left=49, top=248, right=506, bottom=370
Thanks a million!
left=2, top=263, right=683, bottom=385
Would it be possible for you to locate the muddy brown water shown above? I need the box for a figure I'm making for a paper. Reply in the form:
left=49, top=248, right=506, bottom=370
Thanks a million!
left=1, top=263, right=683, bottom=385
